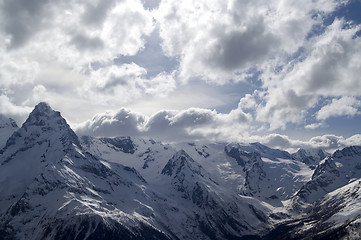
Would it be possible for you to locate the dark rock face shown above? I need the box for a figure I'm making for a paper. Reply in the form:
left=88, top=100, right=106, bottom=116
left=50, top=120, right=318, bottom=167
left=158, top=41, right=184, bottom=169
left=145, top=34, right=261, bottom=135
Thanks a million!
left=41, top=216, right=171, bottom=240
left=292, top=148, right=329, bottom=169
left=100, top=136, right=137, bottom=154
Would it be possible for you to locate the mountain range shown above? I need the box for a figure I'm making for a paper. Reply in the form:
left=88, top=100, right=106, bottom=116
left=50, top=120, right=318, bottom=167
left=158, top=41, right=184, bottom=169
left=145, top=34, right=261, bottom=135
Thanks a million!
left=0, top=102, right=360, bottom=240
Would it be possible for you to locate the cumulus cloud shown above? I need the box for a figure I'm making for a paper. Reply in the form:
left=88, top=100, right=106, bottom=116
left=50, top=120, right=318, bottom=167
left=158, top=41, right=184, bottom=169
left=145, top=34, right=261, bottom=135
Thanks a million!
left=304, top=123, right=323, bottom=130
left=79, top=63, right=176, bottom=106
left=75, top=106, right=252, bottom=142
left=0, top=55, right=39, bottom=88
left=76, top=106, right=361, bottom=153
left=1, top=0, right=52, bottom=48
left=153, top=0, right=361, bottom=130
left=1, top=0, right=154, bottom=62
left=155, top=0, right=341, bottom=83
left=0, top=0, right=156, bottom=120
left=0, top=95, right=32, bottom=124
left=1, top=0, right=360, bottom=149
left=316, top=96, right=361, bottom=121
left=253, top=18, right=361, bottom=129
left=75, top=108, right=146, bottom=137
left=252, top=133, right=361, bottom=153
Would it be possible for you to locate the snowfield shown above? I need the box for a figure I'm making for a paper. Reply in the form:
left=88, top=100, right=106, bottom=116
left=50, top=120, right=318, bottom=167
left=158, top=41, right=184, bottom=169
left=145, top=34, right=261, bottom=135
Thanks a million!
left=0, top=102, right=360, bottom=239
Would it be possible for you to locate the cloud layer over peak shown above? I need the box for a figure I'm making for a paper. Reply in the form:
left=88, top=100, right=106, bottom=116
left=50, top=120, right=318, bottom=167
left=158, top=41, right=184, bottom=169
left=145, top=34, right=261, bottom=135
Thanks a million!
left=75, top=107, right=252, bottom=143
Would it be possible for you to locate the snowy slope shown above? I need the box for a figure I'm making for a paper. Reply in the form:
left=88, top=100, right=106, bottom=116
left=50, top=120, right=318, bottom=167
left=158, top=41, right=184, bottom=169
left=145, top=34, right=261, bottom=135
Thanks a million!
left=170, top=142, right=313, bottom=207
left=263, top=179, right=361, bottom=240
left=295, top=146, right=361, bottom=204
left=292, top=148, right=330, bottom=169
left=0, top=115, right=18, bottom=149
left=81, top=138, right=273, bottom=238
left=80, top=136, right=176, bottom=183
left=157, top=149, right=272, bottom=239
left=309, top=178, right=361, bottom=237
left=83, top=139, right=314, bottom=207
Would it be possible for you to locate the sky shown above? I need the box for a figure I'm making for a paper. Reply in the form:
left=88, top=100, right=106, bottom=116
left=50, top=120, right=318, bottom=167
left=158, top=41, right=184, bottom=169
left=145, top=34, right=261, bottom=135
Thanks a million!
left=1, top=0, right=361, bottom=152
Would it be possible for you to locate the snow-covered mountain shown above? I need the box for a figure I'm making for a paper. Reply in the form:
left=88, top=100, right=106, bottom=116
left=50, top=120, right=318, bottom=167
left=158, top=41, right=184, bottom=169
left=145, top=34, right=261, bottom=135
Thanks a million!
left=80, top=137, right=272, bottom=239
left=1, top=102, right=361, bottom=239
left=0, top=115, right=18, bottom=149
left=294, top=146, right=361, bottom=204
left=292, top=148, right=330, bottom=169
left=0, top=103, right=170, bottom=239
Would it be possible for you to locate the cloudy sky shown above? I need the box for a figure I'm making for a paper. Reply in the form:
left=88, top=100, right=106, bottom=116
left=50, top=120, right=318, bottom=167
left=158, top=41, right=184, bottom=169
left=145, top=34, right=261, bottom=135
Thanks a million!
left=1, top=0, right=361, bottom=151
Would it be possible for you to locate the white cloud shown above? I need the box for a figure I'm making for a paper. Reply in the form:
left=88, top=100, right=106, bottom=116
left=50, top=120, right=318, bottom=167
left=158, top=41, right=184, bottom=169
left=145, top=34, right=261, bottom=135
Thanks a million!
left=79, top=63, right=176, bottom=106
left=238, top=93, right=258, bottom=110
left=0, top=55, right=39, bottom=88
left=142, top=71, right=176, bottom=98
left=155, top=0, right=341, bottom=84
left=75, top=108, right=146, bottom=137
left=251, top=133, right=361, bottom=153
left=0, top=95, right=32, bottom=124
left=0, top=0, right=154, bottom=65
left=305, top=122, right=323, bottom=130
left=0, top=0, right=155, bottom=119
left=75, top=106, right=252, bottom=142
left=344, top=134, right=361, bottom=146
left=1, top=0, right=360, bottom=149
left=76, top=106, right=361, bottom=153
left=254, top=18, right=361, bottom=129
left=316, top=96, right=361, bottom=121
left=154, top=1, right=361, bottom=131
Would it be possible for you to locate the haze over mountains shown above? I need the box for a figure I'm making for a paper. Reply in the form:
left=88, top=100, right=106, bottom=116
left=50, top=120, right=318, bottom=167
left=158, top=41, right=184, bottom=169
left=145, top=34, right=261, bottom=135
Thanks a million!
left=0, top=102, right=360, bottom=240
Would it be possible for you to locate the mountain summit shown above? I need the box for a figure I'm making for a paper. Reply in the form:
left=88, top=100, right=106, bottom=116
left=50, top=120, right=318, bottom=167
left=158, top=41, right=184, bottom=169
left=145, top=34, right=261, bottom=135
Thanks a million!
left=1, top=102, right=80, bottom=157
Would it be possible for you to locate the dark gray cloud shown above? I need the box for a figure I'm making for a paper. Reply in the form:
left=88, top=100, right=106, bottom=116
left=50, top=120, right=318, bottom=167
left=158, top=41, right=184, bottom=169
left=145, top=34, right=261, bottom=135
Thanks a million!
left=142, top=0, right=160, bottom=10
left=70, top=33, right=104, bottom=51
left=206, top=19, right=279, bottom=71
left=82, top=0, right=117, bottom=26
left=1, top=0, right=51, bottom=48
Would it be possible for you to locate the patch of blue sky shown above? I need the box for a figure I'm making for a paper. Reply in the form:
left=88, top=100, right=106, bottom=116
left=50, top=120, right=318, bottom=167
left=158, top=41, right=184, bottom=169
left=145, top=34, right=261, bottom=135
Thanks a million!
left=114, top=28, right=178, bottom=78
left=307, top=0, right=361, bottom=40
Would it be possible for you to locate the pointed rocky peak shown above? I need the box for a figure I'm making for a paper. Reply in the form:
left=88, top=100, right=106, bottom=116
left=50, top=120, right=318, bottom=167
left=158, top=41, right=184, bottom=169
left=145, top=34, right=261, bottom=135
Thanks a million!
left=23, top=102, right=60, bottom=127
left=292, top=148, right=330, bottom=167
left=294, top=148, right=329, bottom=159
left=1, top=102, right=80, bottom=156
left=225, top=143, right=262, bottom=166
left=161, top=150, right=201, bottom=177
left=295, top=146, right=361, bottom=204
left=249, top=142, right=293, bottom=159
left=333, top=145, right=361, bottom=159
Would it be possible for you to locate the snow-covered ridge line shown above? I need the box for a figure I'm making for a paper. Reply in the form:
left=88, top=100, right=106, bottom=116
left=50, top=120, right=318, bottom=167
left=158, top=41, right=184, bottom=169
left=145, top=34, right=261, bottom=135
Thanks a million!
left=0, top=102, right=360, bottom=240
